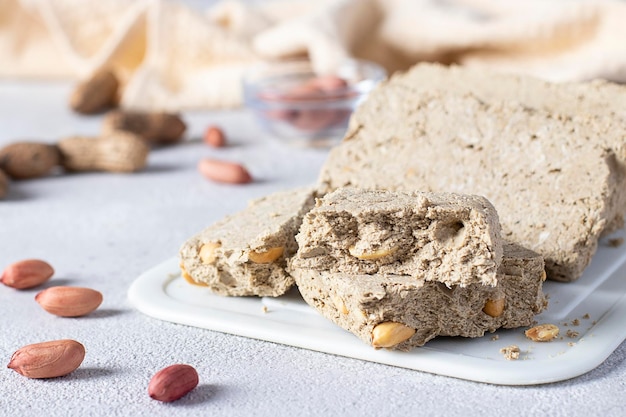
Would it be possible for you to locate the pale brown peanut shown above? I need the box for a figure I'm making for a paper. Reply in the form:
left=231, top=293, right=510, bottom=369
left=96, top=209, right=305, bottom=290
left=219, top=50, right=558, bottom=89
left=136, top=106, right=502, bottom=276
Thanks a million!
left=348, top=245, right=396, bottom=261
left=102, top=110, right=187, bottom=145
left=482, top=298, right=505, bottom=318
left=197, top=158, right=252, bottom=185
left=525, top=323, right=560, bottom=342
left=203, top=126, right=226, bottom=148
left=180, top=264, right=208, bottom=287
left=1, top=259, right=54, bottom=289
left=148, top=364, right=199, bottom=402
left=57, top=131, right=149, bottom=173
left=332, top=294, right=349, bottom=315
left=0, top=169, right=8, bottom=199
left=8, top=339, right=85, bottom=379
left=0, top=142, right=61, bottom=180
left=35, top=286, right=103, bottom=317
left=248, top=247, right=284, bottom=264
left=199, top=242, right=221, bottom=265
left=371, top=322, right=416, bottom=348
left=70, top=68, right=119, bottom=114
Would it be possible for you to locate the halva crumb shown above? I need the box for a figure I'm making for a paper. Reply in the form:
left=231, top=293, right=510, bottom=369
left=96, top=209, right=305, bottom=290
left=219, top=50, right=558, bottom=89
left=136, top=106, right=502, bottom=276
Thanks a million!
left=566, top=329, right=579, bottom=338
left=500, top=345, right=520, bottom=360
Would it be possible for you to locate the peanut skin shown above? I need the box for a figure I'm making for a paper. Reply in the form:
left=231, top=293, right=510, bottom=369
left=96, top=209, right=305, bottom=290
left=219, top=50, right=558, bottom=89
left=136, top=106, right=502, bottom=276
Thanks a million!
left=8, top=339, right=85, bottom=379
left=198, top=158, right=252, bottom=184
left=70, top=68, right=119, bottom=114
left=203, top=126, right=226, bottom=148
left=0, top=142, right=61, bottom=180
left=148, top=364, right=199, bottom=402
left=35, top=286, right=103, bottom=317
left=1, top=259, right=54, bottom=289
left=102, top=110, right=186, bottom=145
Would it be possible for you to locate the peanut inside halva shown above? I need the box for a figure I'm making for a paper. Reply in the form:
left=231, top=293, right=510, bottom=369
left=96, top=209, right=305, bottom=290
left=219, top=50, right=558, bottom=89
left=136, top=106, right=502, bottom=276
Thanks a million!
left=482, top=297, right=505, bottom=318
left=371, top=321, right=416, bottom=348
left=348, top=245, right=397, bottom=260
left=248, top=246, right=284, bottom=264
left=180, top=263, right=207, bottom=287
left=199, top=242, right=221, bottom=265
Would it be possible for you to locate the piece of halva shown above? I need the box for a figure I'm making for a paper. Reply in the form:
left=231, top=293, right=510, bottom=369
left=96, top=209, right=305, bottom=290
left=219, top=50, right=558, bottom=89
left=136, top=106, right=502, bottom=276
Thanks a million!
left=292, top=187, right=502, bottom=287
left=179, top=187, right=316, bottom=296
left=291, top=243, right=547, bottom=351
left=391, top=63, right=626, bottom=236
left=318, top=74, right=625, bottom=282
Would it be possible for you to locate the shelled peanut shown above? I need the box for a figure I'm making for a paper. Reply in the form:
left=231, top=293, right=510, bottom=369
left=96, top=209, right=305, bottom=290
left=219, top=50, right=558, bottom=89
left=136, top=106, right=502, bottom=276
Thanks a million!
left=148, top=364, right=199, bottom=402
left=8, top=339, right=85, bottom=379
left=58, top=131, right=149, bottom=173
left=203, top=126, right=226, bottom=148
left=1, top=259, right=54, bottom=289
left=0, top=142, right=61, bottom=180
left=35, top=286, right=103, bottom=317
left=198, top=158, right=252, bottom=184
left=102, top=110, right=187, bottom=145
left=70, top=68, right=120, bottom=114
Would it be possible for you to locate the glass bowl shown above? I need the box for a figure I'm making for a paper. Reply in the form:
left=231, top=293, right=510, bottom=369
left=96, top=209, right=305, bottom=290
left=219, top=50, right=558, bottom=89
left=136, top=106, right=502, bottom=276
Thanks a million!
left=243, top=59, right=386, bottom=146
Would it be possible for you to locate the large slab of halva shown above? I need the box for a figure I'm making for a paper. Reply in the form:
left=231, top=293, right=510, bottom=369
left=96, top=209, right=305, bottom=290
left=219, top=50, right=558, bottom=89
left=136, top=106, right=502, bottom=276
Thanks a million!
left=292, top=243, right=547, bottom=351
left=179, top=187, right=316, bottom=296
left=292, top=187, right=502, bottom=287
left=393, top=63, right=626, bottom=236
left=318, top=68, right=626, bottom=282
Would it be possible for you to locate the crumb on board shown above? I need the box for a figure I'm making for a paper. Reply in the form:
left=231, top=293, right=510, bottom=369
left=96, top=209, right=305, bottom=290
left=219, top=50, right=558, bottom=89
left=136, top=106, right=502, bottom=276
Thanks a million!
left=608, top=237, right=624, bottom=247
left=491, top=335, right=499, bottom=341
left=262, top=306, right=268, bottom=313
left=566, top=329, right=580, bottom=338
left=500, top=345, right=520, bottom=360
left=571, top=319, right=580, bottom=326
left=583, top=313, right=590, bottom=320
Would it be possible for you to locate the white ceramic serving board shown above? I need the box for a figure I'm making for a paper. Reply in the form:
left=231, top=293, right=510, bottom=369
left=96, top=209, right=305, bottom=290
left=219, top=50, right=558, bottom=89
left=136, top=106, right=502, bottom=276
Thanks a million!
left=128, top=230, right=626, bottom=385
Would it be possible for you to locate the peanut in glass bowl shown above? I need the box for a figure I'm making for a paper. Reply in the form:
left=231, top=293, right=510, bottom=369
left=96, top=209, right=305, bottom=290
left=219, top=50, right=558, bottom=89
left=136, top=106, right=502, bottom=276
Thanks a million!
left=243, top=59, right=386, bottom=146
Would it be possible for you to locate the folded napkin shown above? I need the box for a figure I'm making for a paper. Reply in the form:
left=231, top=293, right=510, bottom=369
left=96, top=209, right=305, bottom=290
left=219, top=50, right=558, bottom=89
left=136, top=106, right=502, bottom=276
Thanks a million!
left=2, top=0, right=626, bottom=111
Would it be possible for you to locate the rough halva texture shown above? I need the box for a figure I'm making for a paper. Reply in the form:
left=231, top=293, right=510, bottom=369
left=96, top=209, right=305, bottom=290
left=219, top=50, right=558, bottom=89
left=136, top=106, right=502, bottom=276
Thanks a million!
left=179, top=187, right=316, bottom=296
left=395, top=63, right=626, bottom=123
left=318, top=66, right=626, bottom=282
left=292, top=187, right=502, bottom=287
left=392, top=63, right=626, bottom=236
left=292, top=243, right=547, bottom=351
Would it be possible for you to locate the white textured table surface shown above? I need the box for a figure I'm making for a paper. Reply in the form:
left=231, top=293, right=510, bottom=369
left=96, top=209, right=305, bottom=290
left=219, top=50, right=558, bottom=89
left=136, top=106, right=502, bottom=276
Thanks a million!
left=2, top=80, right=626, bottom=417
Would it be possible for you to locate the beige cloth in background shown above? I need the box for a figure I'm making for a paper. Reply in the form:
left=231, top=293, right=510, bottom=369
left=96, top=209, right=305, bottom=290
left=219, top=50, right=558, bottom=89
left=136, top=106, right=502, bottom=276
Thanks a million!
left=2, top=0, right=626, bottom=110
